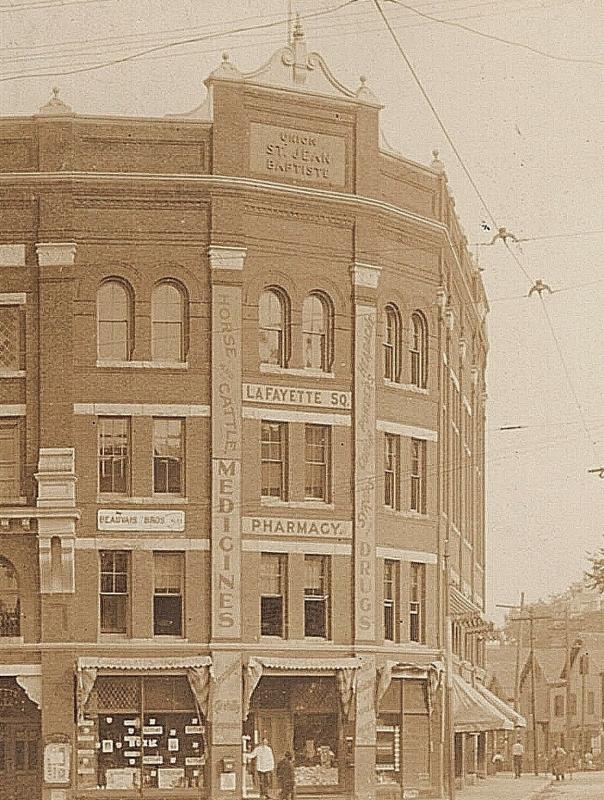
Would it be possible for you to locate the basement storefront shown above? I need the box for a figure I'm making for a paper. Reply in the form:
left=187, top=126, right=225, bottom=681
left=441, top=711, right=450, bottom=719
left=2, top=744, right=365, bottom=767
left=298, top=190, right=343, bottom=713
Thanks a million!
left=242, top=657, right=359, bottom=795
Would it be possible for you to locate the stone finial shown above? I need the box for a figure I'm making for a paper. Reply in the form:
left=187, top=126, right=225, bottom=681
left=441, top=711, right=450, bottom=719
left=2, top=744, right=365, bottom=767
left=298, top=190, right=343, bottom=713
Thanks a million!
left=38, top=86, right=73, bottom=115
left=431, top=148, right=445, bottom=173
left=293, top=12, right=304, bottom=40
left=209, top=51, right=243, bottom=81
left=355, top=74, right=380, bottom=105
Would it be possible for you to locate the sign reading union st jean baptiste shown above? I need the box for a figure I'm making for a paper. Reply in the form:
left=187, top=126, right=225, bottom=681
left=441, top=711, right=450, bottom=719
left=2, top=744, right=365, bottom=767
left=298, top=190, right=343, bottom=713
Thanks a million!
left=249, top=123, right=346, bottom=187
left=97, top=509, right=185, bottom=532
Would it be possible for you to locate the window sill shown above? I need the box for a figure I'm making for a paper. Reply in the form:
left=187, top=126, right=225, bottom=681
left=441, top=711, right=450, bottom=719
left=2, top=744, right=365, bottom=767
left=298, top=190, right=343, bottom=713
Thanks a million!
left=383, top=379, right=429, bottom=395
left=153, top=635, right=188, bottom=641
left=0, top=370, right=25, bottom=378
left=0, top=636, right=24, bottom=645
left=0, top=496, right=27, bottom=507
left=260, top=363, right=335, bottom=379
left=96, top=360, right=188, bottom=370
left=261, top=498, right=335, bottom=510
left=97, top=496, right=189, bottom=505
left=381, top=507, right=431, bottom=522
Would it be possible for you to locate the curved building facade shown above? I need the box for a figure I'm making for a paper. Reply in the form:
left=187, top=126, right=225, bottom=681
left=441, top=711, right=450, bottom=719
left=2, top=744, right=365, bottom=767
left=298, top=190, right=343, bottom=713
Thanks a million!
left=0, top=26, right=503, bottom=800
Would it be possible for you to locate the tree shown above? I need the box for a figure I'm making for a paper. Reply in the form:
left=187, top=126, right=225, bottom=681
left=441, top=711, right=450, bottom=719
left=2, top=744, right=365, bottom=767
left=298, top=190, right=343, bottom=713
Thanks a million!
left=585, top=546, right=604, bottom=593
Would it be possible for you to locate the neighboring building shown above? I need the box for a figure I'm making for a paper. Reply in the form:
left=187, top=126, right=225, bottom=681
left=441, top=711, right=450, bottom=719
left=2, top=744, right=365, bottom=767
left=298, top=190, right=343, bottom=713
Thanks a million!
left=0, top=24, right=506, bottom=800
left=559, top=633, right=604, bottom=760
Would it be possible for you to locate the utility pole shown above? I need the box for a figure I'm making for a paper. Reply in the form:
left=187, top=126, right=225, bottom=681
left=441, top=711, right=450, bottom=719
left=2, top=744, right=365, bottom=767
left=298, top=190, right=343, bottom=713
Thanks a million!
left=496, top=595, right=525, bottom=710
left=444, top=539, right=456, bottom=800
left=508, top=609, right=552, bottom=775
left=564, top=605, right=572, bottom=751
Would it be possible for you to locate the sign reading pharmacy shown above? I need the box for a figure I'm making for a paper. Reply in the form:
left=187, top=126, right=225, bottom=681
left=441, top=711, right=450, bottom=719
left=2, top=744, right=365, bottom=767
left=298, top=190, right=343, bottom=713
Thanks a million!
left=98, top=510, right=185, bottom=532
left=249, top=123, right=346, bottom=187
left=244, top=383, right=351, bottom=410
left=243, top=516, right=352, bottom=538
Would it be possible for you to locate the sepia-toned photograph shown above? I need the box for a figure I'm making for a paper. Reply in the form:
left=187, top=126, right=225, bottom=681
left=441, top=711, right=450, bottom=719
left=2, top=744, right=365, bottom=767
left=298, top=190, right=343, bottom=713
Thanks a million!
left=0, top=1, right=602, bottom=799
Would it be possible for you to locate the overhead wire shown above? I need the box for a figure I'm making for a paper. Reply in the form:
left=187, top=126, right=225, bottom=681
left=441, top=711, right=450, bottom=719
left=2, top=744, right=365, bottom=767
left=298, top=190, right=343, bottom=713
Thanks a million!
left=0, top=0, right=358, bottom=82
left=386, top=0, right=604, bottom=67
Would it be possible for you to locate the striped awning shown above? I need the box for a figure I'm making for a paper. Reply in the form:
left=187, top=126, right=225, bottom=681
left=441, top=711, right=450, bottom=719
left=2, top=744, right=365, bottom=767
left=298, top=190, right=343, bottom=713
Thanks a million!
left=453, top=674, right=514, bottom=732
left=474, top=681, right=526, bottom=728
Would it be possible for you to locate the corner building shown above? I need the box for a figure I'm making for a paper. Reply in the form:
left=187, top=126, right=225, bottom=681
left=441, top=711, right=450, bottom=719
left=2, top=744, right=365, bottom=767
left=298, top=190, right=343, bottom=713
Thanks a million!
left=0, top=26, right=499, bottom=800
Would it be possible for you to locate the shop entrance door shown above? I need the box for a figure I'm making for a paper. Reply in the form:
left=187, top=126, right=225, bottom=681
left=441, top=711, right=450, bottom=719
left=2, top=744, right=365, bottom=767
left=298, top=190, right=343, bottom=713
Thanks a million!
left=0, top=720, right=42, bottom=800
left=256, top=711, right=293, bottom=765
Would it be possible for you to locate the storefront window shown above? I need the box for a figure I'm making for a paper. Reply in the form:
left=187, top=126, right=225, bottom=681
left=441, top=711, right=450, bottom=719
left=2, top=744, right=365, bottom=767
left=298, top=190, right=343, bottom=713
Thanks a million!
left=376, top=679, right=431, bottom=791
left=244, top=676, right=348, bottom=793
left=80, top=675, right=206, bottom=792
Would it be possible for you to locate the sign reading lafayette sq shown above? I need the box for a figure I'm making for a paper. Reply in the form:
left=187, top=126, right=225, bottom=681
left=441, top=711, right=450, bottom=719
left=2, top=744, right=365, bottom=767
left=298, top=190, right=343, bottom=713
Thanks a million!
left=242, top=516, right=352, bottom=538
left=244, top=383, right=351, bottom=410
left=249, top=123, right=346, bottom=187
left=98, top=510, right=185, bottom=532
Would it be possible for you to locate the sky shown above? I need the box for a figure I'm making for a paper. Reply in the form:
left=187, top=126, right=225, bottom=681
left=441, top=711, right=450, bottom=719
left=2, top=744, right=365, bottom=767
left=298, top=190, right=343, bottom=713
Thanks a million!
left=1, top=0, right=603, bottom=624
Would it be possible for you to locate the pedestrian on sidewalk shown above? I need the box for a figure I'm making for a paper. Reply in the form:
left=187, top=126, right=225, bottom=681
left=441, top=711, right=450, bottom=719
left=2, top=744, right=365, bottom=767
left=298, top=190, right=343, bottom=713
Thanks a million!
left=248, top=737, right=275, bottom=800
left=552, top=746, right=566, bottom=781
left=511, top=738, right=524, bottom=778
left=276, top=751, right=296, bottom=800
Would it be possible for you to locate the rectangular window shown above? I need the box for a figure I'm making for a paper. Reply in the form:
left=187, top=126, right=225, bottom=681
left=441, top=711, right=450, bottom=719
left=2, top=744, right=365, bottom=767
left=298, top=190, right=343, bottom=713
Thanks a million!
left=588, top=691, right=595, bottom=715
left=304, top=554, right=330, bottom=638
left=553, top=695, right=564, bottom=717
left=100, top=551, right=129, bottom=634
left=304, top=424, right=331, bottom=501
left=409, top=562, right=425, bottom=643
left=384, top=433, right=400, bottom=510
left=0, top=418, right=20, bottom=501
left=153, top=552, right=184, bottom=636
left=260, top=553, right=286, bottom=637
left=0, top=306, right=21, bottom=371
left=153, top=418, right=184, bottom=495
left=384, top=560, right=397, bottom=642
left=410, top=438, right=427, bottom=514
left=261, top=421, right=287, bottom=499
left=98, top=416, right=129, bottom=494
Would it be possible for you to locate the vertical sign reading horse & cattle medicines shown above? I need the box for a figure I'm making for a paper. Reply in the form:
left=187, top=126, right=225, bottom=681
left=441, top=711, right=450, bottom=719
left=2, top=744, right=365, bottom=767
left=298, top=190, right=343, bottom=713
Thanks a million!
left=353, top=294, right=379, bottom=642
left=210, top=246, right=246, bottom=640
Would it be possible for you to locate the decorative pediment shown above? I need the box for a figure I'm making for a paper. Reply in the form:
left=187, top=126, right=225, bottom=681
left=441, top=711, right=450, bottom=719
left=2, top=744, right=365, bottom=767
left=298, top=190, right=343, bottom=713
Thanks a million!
left=169, top=19, right=380, bottom=119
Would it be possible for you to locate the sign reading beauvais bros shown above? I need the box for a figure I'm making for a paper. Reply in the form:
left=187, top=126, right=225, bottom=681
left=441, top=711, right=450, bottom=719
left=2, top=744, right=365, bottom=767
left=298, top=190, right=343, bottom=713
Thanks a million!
left=249, top=123, right=346, bottom=187
left=98, top=510, right=185, bottom=532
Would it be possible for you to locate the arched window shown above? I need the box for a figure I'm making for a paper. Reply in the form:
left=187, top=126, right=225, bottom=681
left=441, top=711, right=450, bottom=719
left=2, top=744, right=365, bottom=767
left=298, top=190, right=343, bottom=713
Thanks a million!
left=410, top=311, right=428, bottom=388
left=302, top=292, right=333, bottom=371
left=259, top=288, right=289, bottom=367
left=383, top=304, right=402, bottom=382
left=152, top=281, right=187, bottom=362
left=0, top=558, right=19, bottom=637
left=97, top=279, right=132, bottom=362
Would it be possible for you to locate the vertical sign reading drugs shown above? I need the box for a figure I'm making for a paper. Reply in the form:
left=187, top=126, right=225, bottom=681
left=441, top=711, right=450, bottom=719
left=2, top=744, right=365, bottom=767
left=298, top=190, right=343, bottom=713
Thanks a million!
left=210, top=246, right=246, bottom=640
left=352, top=263, right=381, bottom=643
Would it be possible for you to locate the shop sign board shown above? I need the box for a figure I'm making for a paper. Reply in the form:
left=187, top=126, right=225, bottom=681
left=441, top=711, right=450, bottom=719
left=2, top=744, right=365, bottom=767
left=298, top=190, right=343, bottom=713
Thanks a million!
left=249, top=123, right=346, bottom=187
left=97, top=510, right=185, bottom=532
left=243, top=383, right=351, bottom=410
left=242, top=516, right=352, bottom=538
left=211, top=283, right=242, bottom=639
left=353, top=304, right=377, bottom=641
left=44, top=742, right=71, bottom=784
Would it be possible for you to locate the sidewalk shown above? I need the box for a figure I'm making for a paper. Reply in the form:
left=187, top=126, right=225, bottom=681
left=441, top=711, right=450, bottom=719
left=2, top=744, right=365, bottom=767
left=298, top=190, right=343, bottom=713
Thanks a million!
left=456, top=773, right=552, bottom=800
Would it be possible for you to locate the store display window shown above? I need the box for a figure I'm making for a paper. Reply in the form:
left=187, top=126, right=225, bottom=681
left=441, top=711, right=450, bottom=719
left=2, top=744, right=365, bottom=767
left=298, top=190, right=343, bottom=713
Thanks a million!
left=80, top=674, right=206, bottom=792
left=244, top=676, right=349, bottom=793
left=376, top=679, right=431, bottom=791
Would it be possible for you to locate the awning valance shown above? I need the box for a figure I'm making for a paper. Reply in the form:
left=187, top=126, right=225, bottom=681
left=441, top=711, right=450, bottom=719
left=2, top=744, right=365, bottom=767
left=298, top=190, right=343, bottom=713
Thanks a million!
left=76, top=656, right=213, bottom=721
left=474, top=682, right=526, bottom=729
left=376, top=661, right=444, bottom=708
left=243, top=656, right=361, bottom=721
left=78, top=656, right=212, bottom=670
left=453, top=674, right=514, bottom=733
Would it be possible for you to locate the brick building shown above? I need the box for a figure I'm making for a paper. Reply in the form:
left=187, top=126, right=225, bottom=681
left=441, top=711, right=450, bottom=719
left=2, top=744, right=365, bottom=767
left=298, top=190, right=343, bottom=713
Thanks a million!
left=0, top=25, right=506, bottom=800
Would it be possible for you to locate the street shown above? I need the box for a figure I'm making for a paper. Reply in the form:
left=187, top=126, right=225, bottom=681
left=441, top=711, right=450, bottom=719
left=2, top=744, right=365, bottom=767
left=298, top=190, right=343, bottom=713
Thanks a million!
left=537, top=772, right=604, bottom=799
